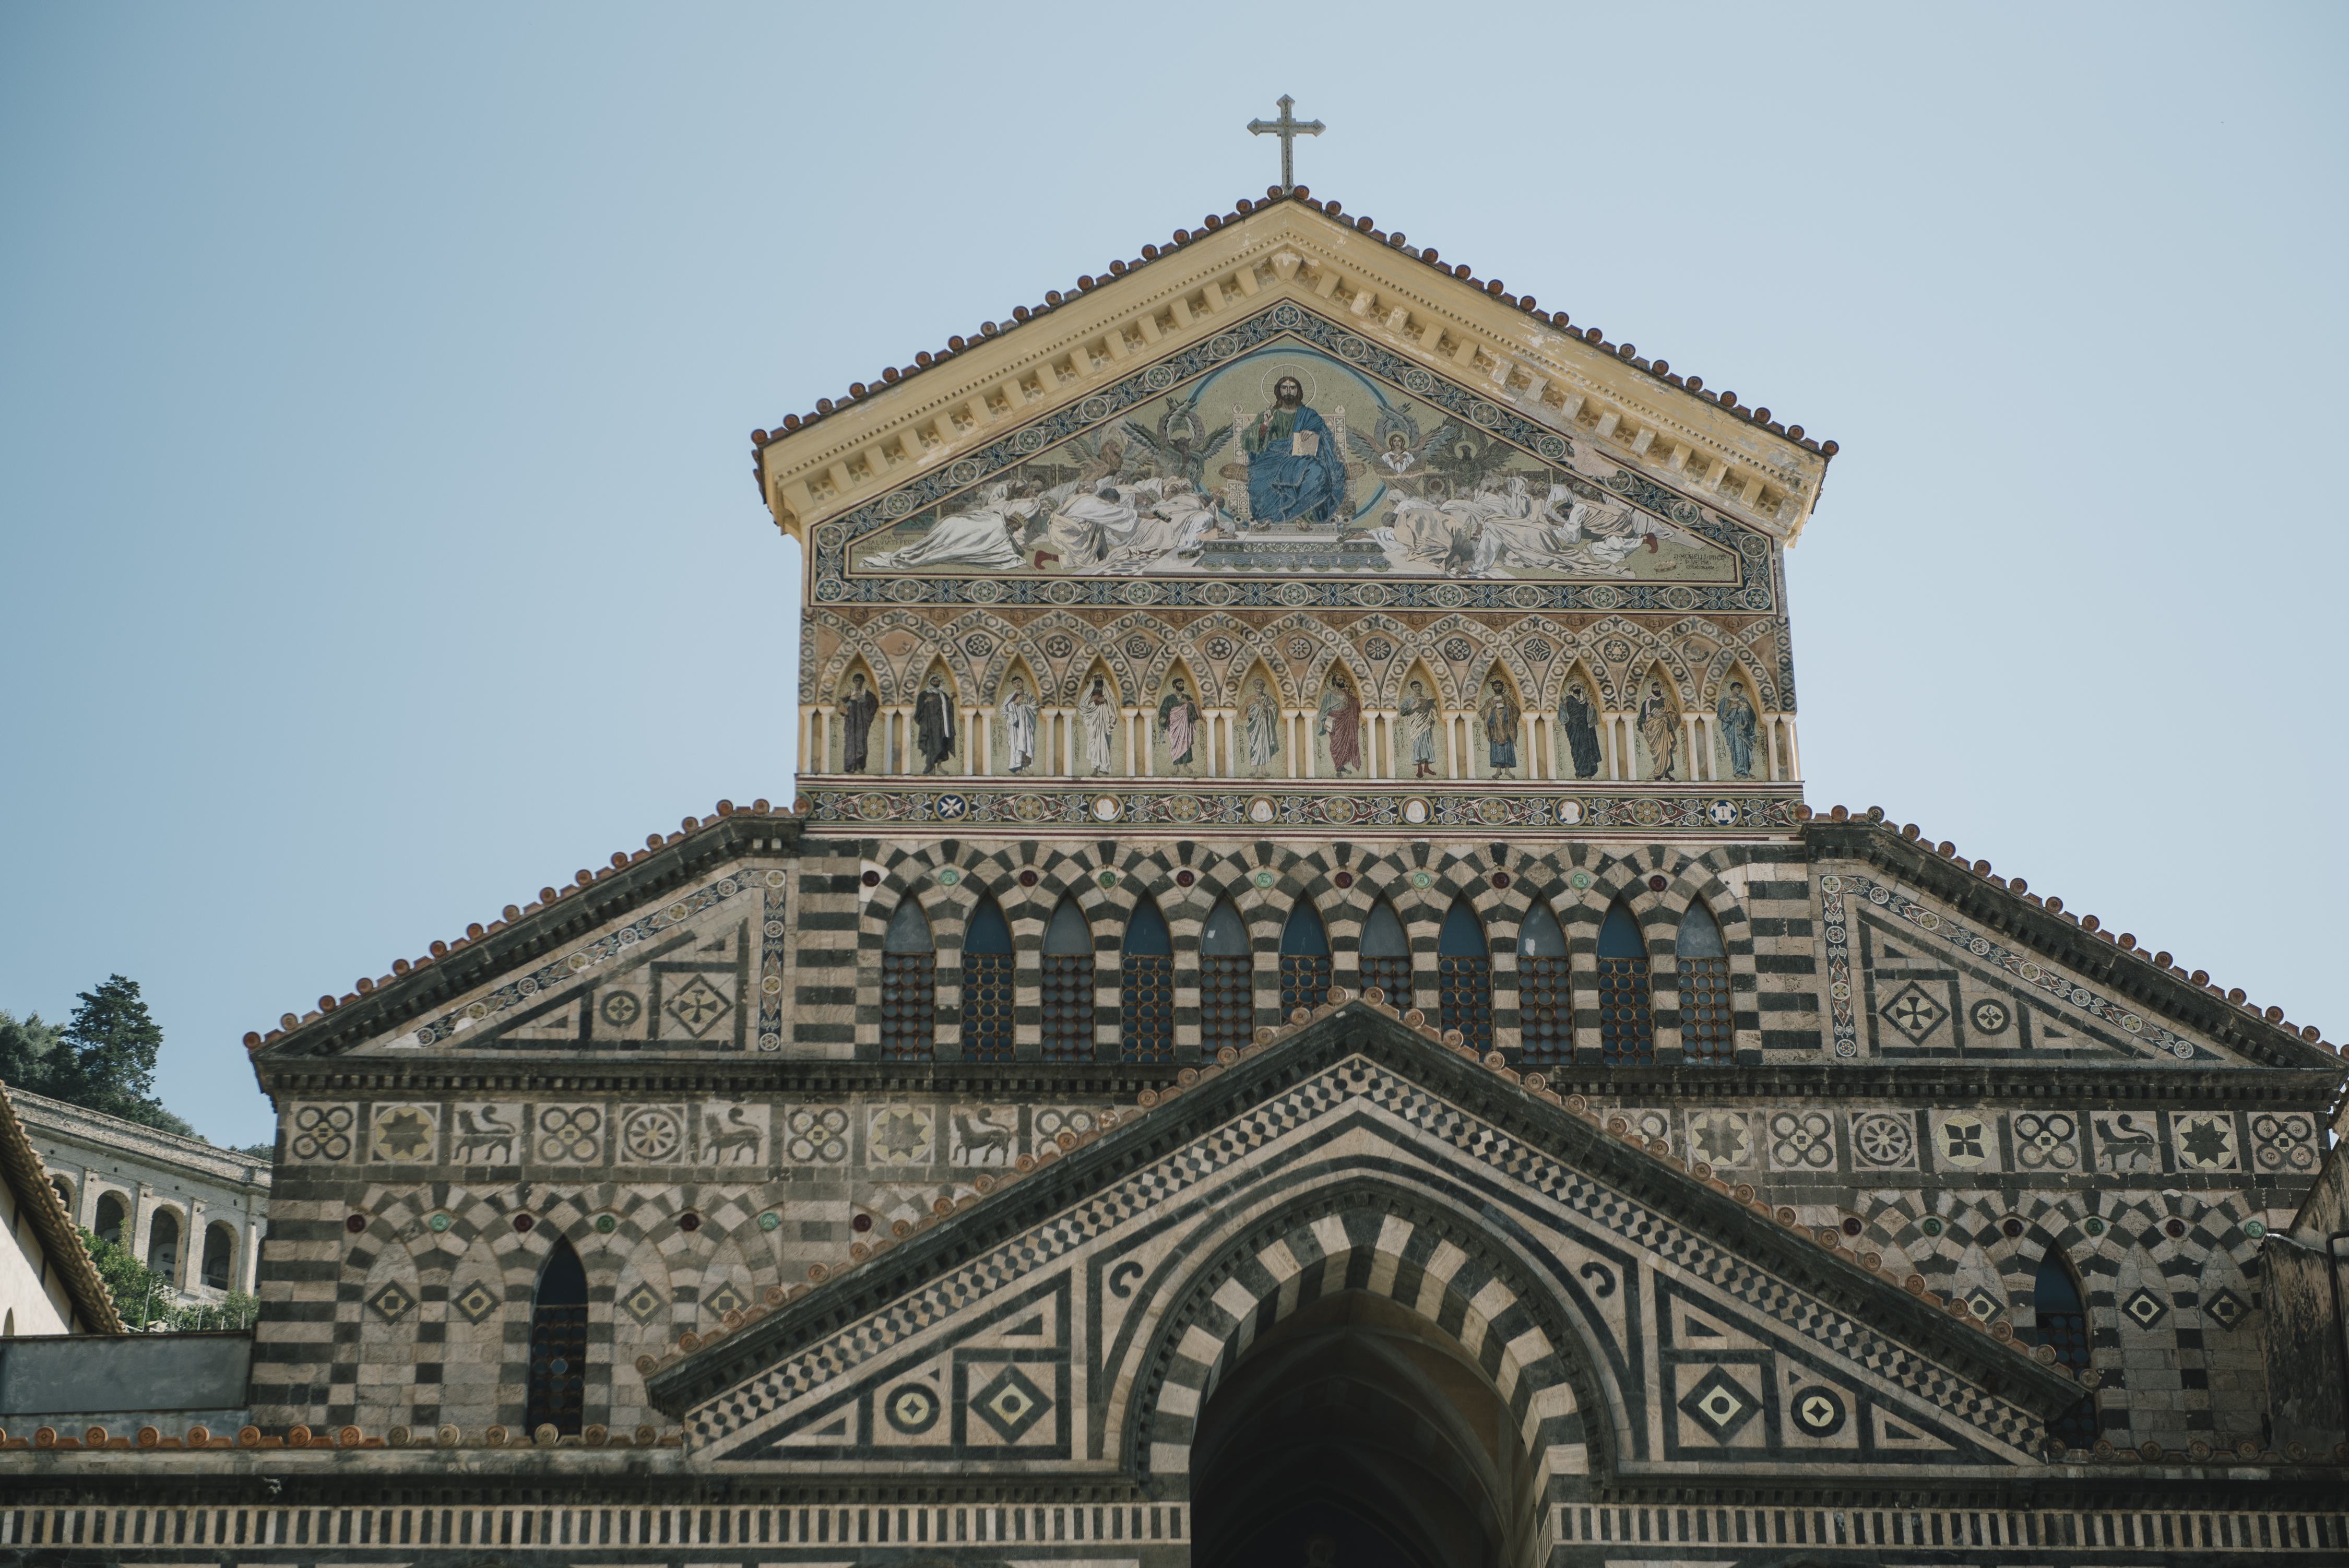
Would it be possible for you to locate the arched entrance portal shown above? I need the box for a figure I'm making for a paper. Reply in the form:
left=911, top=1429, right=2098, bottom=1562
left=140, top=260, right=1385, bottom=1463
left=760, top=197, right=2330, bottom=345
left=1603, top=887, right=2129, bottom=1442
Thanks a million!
left=1192, top=1291, right=1544, bottom=1568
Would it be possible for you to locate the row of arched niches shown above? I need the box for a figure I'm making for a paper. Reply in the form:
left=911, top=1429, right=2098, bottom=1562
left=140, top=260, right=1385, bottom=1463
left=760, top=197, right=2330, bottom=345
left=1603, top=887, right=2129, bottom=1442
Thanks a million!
left=876, top=886, right=1732, bottom=1066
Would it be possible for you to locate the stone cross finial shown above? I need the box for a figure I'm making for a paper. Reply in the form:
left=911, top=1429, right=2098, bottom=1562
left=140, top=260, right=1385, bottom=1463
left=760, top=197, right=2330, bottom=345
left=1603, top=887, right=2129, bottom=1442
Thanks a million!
left=1247, top=95, right=1324, bottom=192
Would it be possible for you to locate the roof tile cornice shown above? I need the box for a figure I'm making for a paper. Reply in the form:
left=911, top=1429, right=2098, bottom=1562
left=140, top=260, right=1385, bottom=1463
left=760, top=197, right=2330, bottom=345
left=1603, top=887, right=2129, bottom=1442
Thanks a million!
left=751, top=190, right=1835, bottom=546
left=0, top=1083, right=125, bottom=1333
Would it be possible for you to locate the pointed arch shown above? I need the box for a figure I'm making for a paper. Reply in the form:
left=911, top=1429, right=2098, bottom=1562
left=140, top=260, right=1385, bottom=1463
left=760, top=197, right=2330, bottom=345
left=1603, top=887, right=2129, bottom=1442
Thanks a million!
left=962, top=895, right=1014, bottom=1063
left=911, top=656, right=962, bottom=777
left=829, top=653, right=885, bottom=775
left=1120, top=896, right=1174, bottom=1063
left=2028, top=1250, right=2097, bottom=1448
left=1675, top=902, right=1733, bottom=1064
left=881, top=899, right=936, bottom=1062
left=1516, top=902, right=1571, bottom=1067
left=1200, top=895, right=1255, bottom=1053
left=1279, top=900, right=1332, bottom=1013
left=1553, top=659, right=1608, bottom=782
left=525, top=1237, right=589, bottom=1437
left=1358, top=899, right=1414, bottom=1011
left=1041, top=897, right=1096, bottom=1063
left=1437, top=898, right=1493, bottom=1049
left=990, top=654, right=1045, bottom=777
left=1596, top=901, right=1654, bottom=1066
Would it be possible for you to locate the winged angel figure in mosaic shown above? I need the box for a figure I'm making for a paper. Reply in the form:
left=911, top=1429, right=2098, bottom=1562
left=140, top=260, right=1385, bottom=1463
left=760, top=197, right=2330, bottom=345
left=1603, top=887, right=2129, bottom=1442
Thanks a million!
left=1118, top=386, right=1232, bottom=489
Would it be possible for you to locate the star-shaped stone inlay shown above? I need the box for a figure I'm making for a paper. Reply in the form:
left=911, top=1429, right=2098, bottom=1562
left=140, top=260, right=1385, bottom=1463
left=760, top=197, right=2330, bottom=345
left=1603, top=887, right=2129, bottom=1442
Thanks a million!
left=970, top=1364, right=1053, bottom=1443
left=452, top=1279, right=503, bottom=1324
left=2177, top=1114, right=2235, bottom=1170
left=2121, top=1287, right=2169, bottom=1330
left=1879, top=983, right=1947, bottom=1042
left=871, top=1108, right=932, bottom=1163
left=622, top=1282, right=665, bottom=1325
left=662, top=975, right=733, bottom=1039
left=368, top=1282, right=414, bottom=1321
left=2203, top=1287, right=2250, bottom=1331
left=1678, top=1366, right=1759, bottom=1443
left=372, top=1107, right=436, bottom=1161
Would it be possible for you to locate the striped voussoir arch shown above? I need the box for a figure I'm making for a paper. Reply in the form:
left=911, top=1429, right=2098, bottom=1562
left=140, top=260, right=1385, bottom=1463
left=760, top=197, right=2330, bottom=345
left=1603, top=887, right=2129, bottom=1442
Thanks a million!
left=1134, top=1187, right=1594, bottom=1496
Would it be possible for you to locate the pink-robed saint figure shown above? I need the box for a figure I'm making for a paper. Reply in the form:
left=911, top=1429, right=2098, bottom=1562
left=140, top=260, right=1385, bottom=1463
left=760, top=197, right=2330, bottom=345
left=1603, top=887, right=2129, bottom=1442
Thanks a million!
left=1318, top=675, right=1362, bottom=776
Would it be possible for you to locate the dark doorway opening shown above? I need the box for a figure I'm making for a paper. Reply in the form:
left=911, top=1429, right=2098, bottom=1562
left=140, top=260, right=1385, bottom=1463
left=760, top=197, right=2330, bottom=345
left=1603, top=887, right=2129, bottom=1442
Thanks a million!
left=1192, top=1291, right=1544, bottom=1568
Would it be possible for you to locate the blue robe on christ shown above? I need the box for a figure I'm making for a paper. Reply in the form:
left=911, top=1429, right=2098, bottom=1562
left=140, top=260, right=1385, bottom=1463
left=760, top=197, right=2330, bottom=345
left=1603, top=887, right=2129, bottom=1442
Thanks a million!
left=1241, top=404, right=1348, bottom=525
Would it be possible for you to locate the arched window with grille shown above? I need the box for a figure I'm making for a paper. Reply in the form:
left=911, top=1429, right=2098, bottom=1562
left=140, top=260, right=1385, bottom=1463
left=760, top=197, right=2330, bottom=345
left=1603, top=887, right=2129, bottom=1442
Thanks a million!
left=880, top=900, right=936, bottom=1061
left=1200, top=898, right=1254, bottom=1053
left=1359, top=900, right=1412, bottom=1009
left=1279, top=902, right=1331, bottom=1014
left=1675, top=902, right=1733, bottom=1064
left=2031, top=1252, right=2098, bottom=1448
left=1437, top=899, right=1492, bottom=1049
left=1040, top=898, right=1096, bottom=1062
left=961, top=896, right=1014, bottom=1063
left=1517, top=902, right=1570, bottom=1066
left=1121, top=898, right=1174, bottom=1062
left=1596, top=901, right=1654, bottom=1065
left=525, top=1238, right=589, bottom=1436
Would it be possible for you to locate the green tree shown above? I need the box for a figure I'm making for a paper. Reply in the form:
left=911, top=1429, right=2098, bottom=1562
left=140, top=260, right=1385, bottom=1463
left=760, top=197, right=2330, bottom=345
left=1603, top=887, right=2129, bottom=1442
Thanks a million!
left=80, top=1227, right=174, bottom=1328
left=0, top=1009, right=65, bottom=1089
left=50, top=977, right=193, bottom=1137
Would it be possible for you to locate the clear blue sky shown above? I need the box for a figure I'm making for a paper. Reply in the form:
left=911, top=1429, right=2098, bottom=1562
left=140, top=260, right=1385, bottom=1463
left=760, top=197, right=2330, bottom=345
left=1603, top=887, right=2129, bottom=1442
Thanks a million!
left=3, top=4, right=2342, bottom=1145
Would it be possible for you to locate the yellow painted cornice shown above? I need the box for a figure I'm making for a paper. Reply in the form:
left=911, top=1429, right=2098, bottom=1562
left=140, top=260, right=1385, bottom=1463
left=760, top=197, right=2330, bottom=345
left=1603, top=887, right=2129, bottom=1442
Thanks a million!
left=755, top=199, right=1831, bottom=548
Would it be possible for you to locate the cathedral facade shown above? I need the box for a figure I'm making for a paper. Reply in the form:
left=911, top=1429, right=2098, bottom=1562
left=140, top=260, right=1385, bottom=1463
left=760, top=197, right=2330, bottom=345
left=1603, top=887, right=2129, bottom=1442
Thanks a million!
left=3, top=189, right=2345, bottom=1568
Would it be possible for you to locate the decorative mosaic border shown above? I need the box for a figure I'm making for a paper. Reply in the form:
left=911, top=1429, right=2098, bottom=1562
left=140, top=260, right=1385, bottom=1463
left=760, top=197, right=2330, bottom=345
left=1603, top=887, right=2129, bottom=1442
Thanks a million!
left=1829, top=873, right=2197, bottom=1062
left=1821, top=880, right=1858, bottom=1059
left=798, top=782, right=1805, bottom=833
left=406, top=871, right=781, bottom=1048
left=810, top=300, right=1776, bottom=616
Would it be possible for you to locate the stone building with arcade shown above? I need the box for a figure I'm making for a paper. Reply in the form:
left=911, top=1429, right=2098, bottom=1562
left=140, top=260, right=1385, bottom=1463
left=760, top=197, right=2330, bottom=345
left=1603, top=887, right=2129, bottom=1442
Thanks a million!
left=2, top=182, right=2345, bottom=1568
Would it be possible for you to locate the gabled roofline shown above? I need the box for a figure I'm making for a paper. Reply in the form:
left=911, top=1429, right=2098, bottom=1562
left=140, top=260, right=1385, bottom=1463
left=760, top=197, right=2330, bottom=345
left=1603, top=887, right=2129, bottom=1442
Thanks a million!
left=646, top=995, right=2082, bottom=1425
left=751, top=188, right=1836, bottom=467
left=0, top=1082, right=125, bottom=1334
left=1804, top=813, right=2346, bottom=1074
left=247, top=803, right=802, bottom=1074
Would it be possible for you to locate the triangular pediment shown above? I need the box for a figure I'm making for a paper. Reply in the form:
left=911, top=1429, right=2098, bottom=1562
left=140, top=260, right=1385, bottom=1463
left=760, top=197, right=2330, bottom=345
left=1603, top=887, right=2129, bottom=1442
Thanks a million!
left=1814, top=823, right=2342, bottom=1075
left=647, top=1003, right=2080, bottom=1489
left=251, top=808, right=796, bottom=1062
left=754, top=196, right=1828, bottom=562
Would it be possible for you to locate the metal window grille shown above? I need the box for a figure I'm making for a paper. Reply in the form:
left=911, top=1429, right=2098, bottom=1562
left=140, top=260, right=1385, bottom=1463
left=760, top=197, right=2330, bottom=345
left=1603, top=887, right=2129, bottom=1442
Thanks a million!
left=1359, top=954, right=1413, bottom=1011
left=1279, top=954, right=1331, bottom=1015
left=962, top=952, right=1014, bottom=1062
left=1677, top=955, right=1733, bottom=1063
left=1518, top=955, right=1572, bottom=1065
left=1120, top=954, right=1174, bottom=1063
left=1597, top=956, right=1654, bottom=1065
left=1437, top=956, right=1492, bottom=1049
left=880, top=952, right=936, bottom=1061
left=1039, top=953, right=1095, bottom=1062
left=1200, top=954, right=1254, bottom=1053
left=525, top=1246, right=588, bottom=1437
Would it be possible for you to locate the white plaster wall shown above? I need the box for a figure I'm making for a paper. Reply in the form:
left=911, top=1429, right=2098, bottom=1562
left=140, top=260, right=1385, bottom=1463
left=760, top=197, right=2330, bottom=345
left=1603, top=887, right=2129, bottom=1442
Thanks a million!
left=0, top=1177, right=75, bottom=1337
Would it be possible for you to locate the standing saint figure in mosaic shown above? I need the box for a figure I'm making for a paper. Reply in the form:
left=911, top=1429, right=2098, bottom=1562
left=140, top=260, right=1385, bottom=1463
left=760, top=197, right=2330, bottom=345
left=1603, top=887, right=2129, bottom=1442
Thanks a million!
left=1640, top=679, right=1681, bottom=781
left=1319, top=674, right=1362, bottom=777
left=1482, top=680, right=1520, bottom=780
left=915, top=674, right=956, bottom=776
left=1561, top=679, right=1603, bottom=779
left=1081, top=676, right=1117, bottom=777
left=1399, top=680, right=1438, bottom=779
left=1717, top=682, right=1759, bottom=779
left=838, top=671, right=878, bottom=774
left=998, top=680, right=1037, bottom=775
left=1243, top=678, right=1280, bottom=776
left=1158, top=678, right=1202, bottom=770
